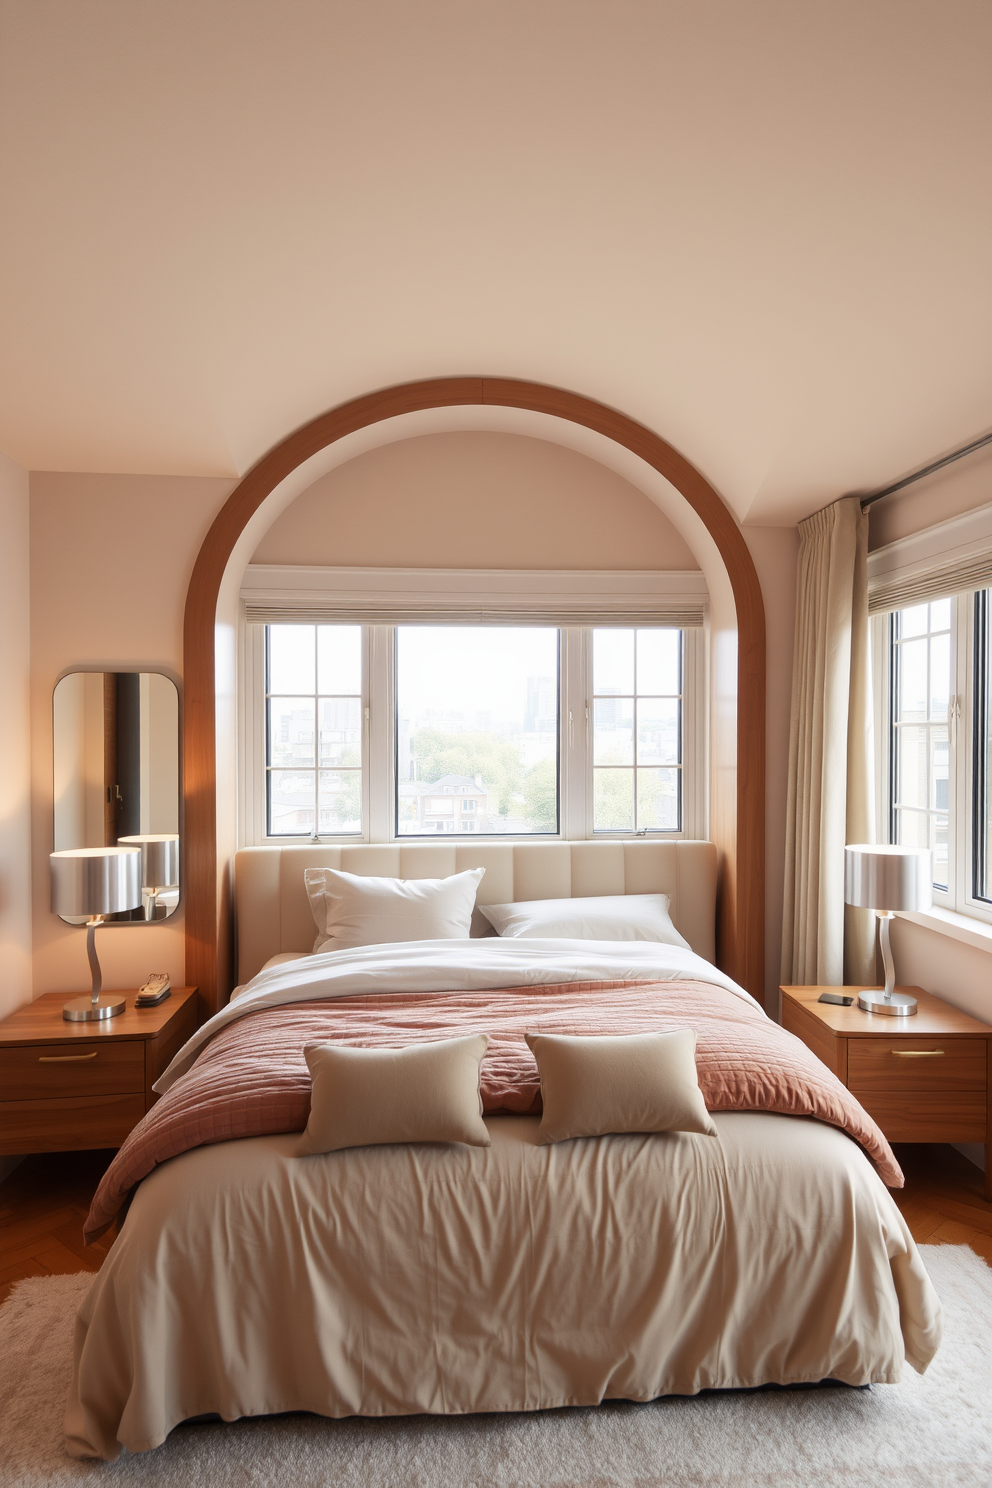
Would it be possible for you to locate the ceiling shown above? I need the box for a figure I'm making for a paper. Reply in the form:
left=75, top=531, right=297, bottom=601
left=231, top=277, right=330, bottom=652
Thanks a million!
left=1, top=0, right=989, bottom=524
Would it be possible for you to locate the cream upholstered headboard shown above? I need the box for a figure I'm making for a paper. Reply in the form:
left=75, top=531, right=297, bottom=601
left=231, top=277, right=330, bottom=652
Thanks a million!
left=234, top=840, right=718, bottom=986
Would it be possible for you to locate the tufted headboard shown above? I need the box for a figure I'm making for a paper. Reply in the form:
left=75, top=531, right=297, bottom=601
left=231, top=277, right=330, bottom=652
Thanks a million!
left=234, top=839, right=718, bottom=986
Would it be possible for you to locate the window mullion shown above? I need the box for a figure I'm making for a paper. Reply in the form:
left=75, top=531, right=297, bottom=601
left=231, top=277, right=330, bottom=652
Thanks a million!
left=560, top=628, right=587, bottom=839
left=960, top=594, right=978, bottom=912
left=368, top=625, right=391, bottom=843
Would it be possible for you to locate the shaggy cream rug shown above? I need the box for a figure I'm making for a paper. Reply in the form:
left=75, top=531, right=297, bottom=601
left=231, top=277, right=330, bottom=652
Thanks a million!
left=0, top=1244, right=989, bottom=1487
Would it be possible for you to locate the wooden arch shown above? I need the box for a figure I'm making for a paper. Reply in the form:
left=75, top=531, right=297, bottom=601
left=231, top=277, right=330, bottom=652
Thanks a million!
left=183, top=377, right=765, bottom=1013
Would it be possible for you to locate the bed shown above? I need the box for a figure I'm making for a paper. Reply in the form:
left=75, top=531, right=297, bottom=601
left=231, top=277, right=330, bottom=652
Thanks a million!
left=64, top=841, right=942, bottom=1461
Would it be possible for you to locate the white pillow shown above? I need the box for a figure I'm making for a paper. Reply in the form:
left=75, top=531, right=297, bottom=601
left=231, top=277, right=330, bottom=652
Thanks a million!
left=479, top=893, right=690, bottom=949
left=304, top=866, right=485, bottom=953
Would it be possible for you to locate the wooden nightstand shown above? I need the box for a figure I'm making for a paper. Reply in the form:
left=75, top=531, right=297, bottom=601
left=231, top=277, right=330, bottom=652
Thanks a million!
left=781, top=984, right=992, bottom=1200
left=0, top=987, right=198, bottom=1155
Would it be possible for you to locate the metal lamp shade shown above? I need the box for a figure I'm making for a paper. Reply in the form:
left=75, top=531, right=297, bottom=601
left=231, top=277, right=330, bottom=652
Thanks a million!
left=50, top=847, right=143, bottom=917
left=844, top=845, right=933, bottom=913
left=117, top=834, right=179, bottom=889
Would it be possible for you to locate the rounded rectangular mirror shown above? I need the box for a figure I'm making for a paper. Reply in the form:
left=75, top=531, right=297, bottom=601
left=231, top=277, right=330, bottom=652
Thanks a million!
left=53, top=671, right=180, bottom=923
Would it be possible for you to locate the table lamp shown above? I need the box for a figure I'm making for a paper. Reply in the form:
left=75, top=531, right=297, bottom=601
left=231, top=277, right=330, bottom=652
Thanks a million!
left=118, top=834, right=180, bottom=920
left=844, top=844, right=932, bottom=1016
left=51, top=847, right=143, bottom=1021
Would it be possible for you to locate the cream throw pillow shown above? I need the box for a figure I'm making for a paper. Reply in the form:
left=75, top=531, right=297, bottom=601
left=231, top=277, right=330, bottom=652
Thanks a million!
left=525, top=1028, right=717, bottom=1143
left=304, top=866, right=485, bottom=953
left=300, top=1034, right=491, bottom=1154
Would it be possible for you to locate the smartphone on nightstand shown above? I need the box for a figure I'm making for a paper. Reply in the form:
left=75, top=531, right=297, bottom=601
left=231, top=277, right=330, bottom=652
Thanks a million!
left=817, top=992, right=854, bottom=1006
left=136, top=973, right=171, bottom=1007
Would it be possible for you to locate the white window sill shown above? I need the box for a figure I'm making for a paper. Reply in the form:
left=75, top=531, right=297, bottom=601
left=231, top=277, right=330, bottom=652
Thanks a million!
left=898, top=906, right=992, bottom=955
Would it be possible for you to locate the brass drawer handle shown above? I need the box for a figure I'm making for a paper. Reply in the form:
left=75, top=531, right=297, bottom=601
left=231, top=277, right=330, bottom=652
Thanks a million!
left=38, top=1051, right=99, bottom=1063
left=891, top=1050, right=945, bottom=1058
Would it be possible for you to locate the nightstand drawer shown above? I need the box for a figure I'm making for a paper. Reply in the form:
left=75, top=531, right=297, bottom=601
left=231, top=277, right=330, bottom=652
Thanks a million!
left=0, top=1040, right=145, bottom=1100
left=848, top=1039, right=987, bottom=1094
left=0, top=1094, right=147, bottom=1153
left=856, top=1091, right=987, bottom=1144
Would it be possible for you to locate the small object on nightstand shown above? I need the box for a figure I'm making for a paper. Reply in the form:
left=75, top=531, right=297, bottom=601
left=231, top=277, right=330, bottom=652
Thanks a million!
left=818, top=992, right=854, bottom=1006
left=135, top=973, right=171, bottom=1007
left=844, top=844, right=933, bottom=1015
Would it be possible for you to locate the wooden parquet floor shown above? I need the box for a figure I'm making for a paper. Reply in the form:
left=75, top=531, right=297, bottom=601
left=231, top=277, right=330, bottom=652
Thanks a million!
left=0, top=1141, right=989, bottom=1309
left=0, top=1149, right=116, bottom=1306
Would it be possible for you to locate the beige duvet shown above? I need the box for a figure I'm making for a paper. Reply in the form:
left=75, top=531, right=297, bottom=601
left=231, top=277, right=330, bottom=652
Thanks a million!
left=65, top=1111, right=940, bottom=1460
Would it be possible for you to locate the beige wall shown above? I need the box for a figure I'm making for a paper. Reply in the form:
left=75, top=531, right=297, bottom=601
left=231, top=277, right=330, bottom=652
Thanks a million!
left=253, top=433, right=699, bottom=570
left=24, top=440, right=797, bottom=1014
left=867, top=443, right=992, bottom=551
left=29, top=472, right=234, bottom=998
left=0, top=449, right=33, bottom=1020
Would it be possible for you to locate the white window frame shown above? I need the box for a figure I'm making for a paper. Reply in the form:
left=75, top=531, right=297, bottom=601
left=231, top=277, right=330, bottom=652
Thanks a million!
left=872, top=592, right=992, bottom=928
left=241, top=613, right=706, bottom=846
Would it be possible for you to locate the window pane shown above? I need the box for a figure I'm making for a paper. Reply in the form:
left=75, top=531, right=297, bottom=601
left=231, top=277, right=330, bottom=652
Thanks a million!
left=900, top=604, right=929, bottom=639
left=636, top=629, right=679, bottom=695
left=318, top=625, right=361, bottom=696
left=594, top=696, right=633, bottom=765
left=933, top=817, right=949, bottom=891
left=637, top=698, right=679, bottom=766
left=395, top=626, right=558, bottom=835
left=930, top=598, right=951, bottom=631
left=637, top=768, right=679, bottom=830
left=594, top=629, right=634, bottom=695
left=318, top=697, right=361, bottom=766
left=897, top=725, right=928, bottom=809
left=268, top=699, right=315, bottom=769
left=898, top=638, right=928, bottom=721
left=929, top=632, right=949, bottom=722
left=268, top=770, right=314, bottom=835
left=268, top=625, right=315, bottom=693
left=319, top=770, right=361, bottom=834
left=896, top=809, right=929, bottom=848
left=976, top=589, right=992, bottom=901
left=594, top=769, right=633, bottom=830
left=931, top=727, right=948, bottom=812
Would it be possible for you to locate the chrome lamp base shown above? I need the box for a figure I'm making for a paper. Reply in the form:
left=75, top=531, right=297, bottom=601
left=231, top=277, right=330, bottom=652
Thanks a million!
left=857, top=988, right=918, bottom=1016
left=63, top=993, right=127, bottom=1022
left=62, top=916, right=126, bottom=1021
left=858, top=912, right=918, bottom=1015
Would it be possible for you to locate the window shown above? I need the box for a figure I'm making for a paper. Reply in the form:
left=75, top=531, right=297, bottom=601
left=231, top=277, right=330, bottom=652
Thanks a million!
left=877, top=588, right=992, bottom=921
left=593, top=628, right=681, bottom=832
left=396, top=626, right=559, bottom=836
left=888, top=600, right=951, bottom=888
left=247, top=621, right=700, bottom=843
left=265, top=625, right=362, bottom=837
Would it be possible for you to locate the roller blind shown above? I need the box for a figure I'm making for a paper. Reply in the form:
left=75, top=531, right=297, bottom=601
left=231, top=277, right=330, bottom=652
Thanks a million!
left=868, top=553, right=992, bottom=614
left=867, top=502, right=992, bottom=615
left=242, top=566, right=707, bottom=627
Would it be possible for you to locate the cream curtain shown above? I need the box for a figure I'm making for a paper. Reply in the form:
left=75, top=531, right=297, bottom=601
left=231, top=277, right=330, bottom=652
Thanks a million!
left=782, top=496, right=875, bottom=988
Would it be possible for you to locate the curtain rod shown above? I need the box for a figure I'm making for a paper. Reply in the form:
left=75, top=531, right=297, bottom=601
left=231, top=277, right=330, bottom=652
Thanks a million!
left=860, top=430, right=992, bottom=511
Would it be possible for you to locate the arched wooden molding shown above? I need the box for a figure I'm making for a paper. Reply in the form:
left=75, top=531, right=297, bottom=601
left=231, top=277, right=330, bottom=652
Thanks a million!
left=184, top=378, right=765, bottom=1013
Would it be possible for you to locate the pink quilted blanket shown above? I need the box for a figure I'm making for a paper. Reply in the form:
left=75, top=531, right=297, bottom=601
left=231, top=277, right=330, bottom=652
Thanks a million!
left=85, top=977, right=902, bottom=1240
